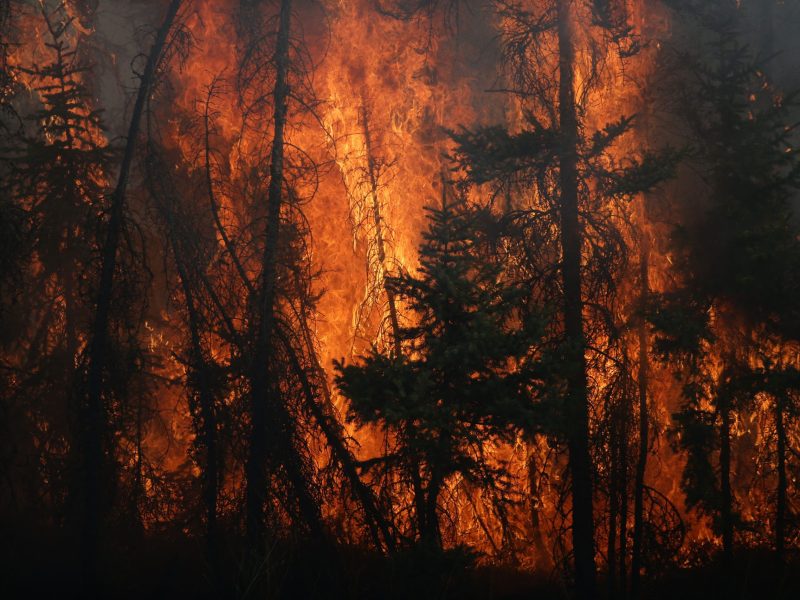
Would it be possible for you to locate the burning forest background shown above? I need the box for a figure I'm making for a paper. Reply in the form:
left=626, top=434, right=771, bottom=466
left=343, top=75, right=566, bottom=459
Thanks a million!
left=2, top=0, right=800, bottom=598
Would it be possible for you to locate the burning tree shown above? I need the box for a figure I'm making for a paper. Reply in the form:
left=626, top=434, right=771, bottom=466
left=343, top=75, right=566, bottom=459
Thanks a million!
left=652, top=0, right=800, bottom=571
left=2, top=0, right=800, bottom=598
left=2, top=1, right=114, bottom=530
left=336, top=184, right=543, bottom=552
left=448, top=0, right=675, bottom=596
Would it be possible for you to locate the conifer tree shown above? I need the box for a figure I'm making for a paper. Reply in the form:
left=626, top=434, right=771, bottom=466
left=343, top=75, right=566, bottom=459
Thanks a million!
left=336, top=187, right=541, bottom=550
left=449, top=2, right=674, bottom=594
left=3, top=2, right=111, bottom=526
left=655, top=0, right=800, bottom=568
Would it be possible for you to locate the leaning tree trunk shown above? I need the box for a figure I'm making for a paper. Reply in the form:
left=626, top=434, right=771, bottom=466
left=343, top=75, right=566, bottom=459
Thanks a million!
left=556, top=1, right=597, bottom=598
left=81, top=0, right=182, bottom=585
left=245, top=0, right=292, bottom=547
left=153, top=162, right=220, bottom=565
left=277, top=322, right=396, bottom=553
left=631, top=228, right=649, bottom=598
left=361, top=103, right=402, bottom=357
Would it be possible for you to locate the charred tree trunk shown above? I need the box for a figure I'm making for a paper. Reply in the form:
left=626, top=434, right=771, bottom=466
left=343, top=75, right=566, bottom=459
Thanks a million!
left=146, top=142, right=221, bottom=565
left=179, top=269, right=219, bottom=562
left=422, top=471, right=444, bottom=549
left=631, top=231, right=649, bottom=598
left=608, top=432, right=619, bottom=600
left=757, top=0, right=786, bottom=571
left=618, top=411, right=629, bottom=600
left=411, top=461, right=427, bottom=543
left=276, top=323, right=396, bottom=553
left=608, top=400, right=629, bottom=600
left=557, top=1, right=598, bottom=597
left=245, top=0, right=292, bottom=547
left=81, top=0, right=181, bottom=585
left=608, top=406, right=630, bottom=598
left=775, top=392, right=787, bottom=564
left=361, top=104, right=402, bottom=358
left=528, top=447, right=551, bottom=570
left=719, top=398, right=733, bottom=568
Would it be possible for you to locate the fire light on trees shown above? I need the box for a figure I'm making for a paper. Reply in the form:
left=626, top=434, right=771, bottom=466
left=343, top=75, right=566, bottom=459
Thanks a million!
left=2, top=1, right=800, bottom=599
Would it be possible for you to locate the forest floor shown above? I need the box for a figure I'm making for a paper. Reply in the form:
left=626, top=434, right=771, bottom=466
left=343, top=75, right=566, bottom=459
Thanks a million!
left=2, top=522, right=798, bottom=599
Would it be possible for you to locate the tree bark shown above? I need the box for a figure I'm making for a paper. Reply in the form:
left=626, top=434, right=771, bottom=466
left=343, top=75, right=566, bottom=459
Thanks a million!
left=245, top=0, right=292, bottom=548
left=147, top=142, right=220, bottom=567
left=756, top=0, right=786, bottom=571
left=775, top=392, right=786, bottom=564
left=631, top=230, right=649, bottom=598
left=528, top=446, right=552, bottom=570
left=361, top=103, right=401, bottom=357
left=556, top=1, right=598, bottom=598
left=423, top=471, right=444, bottom=549
left=275, top=322, right=396, bottom=553
left=178, top=263, right=219, bottom=562
left=719, top=399, right=733, bottom=568
left=81, top=0, right=182, bottom=586
left=608, top=437, right=619, bottom=600
left=618, top=416, right=629, bottom=600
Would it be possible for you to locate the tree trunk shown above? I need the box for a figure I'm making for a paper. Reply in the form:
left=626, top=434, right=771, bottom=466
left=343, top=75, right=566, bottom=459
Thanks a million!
left=719, top=400, right=733, bottom=568
left=608, top=435, right=619, bottom=600
left=608, top=401, right=629, bottom=600
left=81, top=0, right=182, bottom=586
left=245, top=0, right=292, bottom=548
left=775, top=392, right=786, bottom=564
left=148, top=141, right=221, bottom=568
left=757, top=0, right=786, bottom=570
left=556, top=1, right=598, bottom=597
left=528, top=446, right=551, bottom=570
left=179, top=267, right=219, bottom=562
left=631, top=230, right=649, bottom=598
left=361, top=103, right=402, bottom=358
left=423, top=472, right=443, bottom=549
left=275, top=322, right=396, bottom=553
left=618, top=417, right=629, bottom=600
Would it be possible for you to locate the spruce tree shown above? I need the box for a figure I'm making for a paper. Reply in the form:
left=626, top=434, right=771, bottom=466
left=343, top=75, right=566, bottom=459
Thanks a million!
left=448, top=4, right=674, bottom=593
left=336, top=186, right=541, bottom=550
left=654, top=0, right=800, bottom=567
left=3, top=2, right=111, bottom=526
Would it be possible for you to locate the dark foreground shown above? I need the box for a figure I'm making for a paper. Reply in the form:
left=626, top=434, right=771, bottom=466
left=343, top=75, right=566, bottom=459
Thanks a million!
left=2, top=522, right=798, bottom=599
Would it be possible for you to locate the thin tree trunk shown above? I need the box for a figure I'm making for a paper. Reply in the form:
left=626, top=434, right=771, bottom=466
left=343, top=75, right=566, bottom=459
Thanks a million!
left=178, top=266, right=219, bottom=562
left=292, top=290, right=396, bottom=552
left=360, top=103, right=401, bottom=357
left=528, top=447, right=551, bottom=570
left=245, top=0, right=292, bottom=547
left=618, top=414, right=629, bottom=600
left=423, top=472, right=444, bottom=549
left=775, top=392, right=786, bottom=564
left=81, top=0, right=182, bottom=586
left=757, top=0, right=786, bottom=571
left=556, top=1, right=598, bottom=597
left=411, top=462, right=427, bottom=542
left=608, top=436, right=619, bottom=600
left=719, top=400, right=733, bottom=568
left=147, top=143, right=220, bottom=566
left=631, top=228, right=649, bottom=598
left=64, top=248, right=84, bottom=524
left=275, top=323, right=396, bottom=553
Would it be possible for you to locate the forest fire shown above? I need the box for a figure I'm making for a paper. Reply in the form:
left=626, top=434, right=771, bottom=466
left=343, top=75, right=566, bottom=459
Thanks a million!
left=2, top=0, right=800, bottom=599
